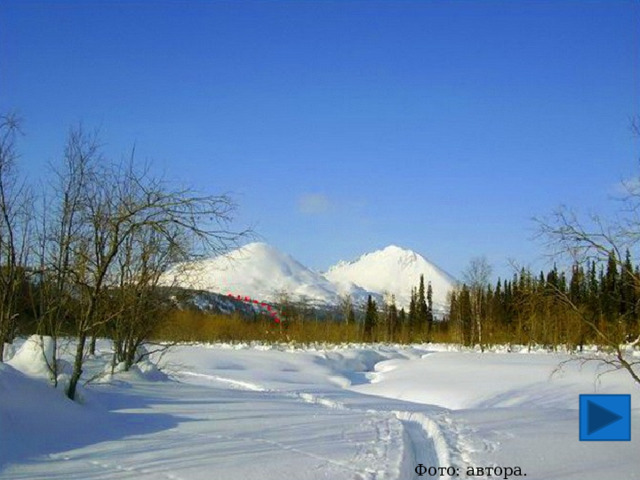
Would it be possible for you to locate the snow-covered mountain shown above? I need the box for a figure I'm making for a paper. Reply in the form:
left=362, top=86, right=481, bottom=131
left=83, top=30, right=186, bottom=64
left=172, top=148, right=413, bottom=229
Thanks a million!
left=324, top=245, right=456, bottom=311
left=163, top=242, right=373, bottom=307
left=165, top=242, right=455, bottom=311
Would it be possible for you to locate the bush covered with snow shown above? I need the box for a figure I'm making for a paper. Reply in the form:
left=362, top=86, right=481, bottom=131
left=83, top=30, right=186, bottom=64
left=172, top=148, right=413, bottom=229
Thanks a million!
left=7, top=335, right=71, bottom=383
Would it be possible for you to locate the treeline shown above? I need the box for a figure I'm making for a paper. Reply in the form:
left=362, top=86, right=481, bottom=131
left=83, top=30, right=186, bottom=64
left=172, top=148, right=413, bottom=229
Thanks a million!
left=151, top=275, right=445, bottom=345
left=0, top=116, right=243, bottom=400
left=448, top=251, right=640, bottom=350
left=150, top=253, right=640, bottom=352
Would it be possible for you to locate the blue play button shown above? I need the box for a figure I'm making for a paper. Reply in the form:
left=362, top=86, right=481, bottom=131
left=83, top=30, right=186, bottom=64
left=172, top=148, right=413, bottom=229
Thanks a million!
left=579, top=394, right=631, bottom=441
left=587, top=400, right=622, bottom=435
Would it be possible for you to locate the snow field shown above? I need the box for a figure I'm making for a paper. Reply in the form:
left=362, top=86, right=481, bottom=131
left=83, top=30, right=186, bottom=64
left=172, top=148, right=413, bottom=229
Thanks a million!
left=1, top=338, right=639, bottom=479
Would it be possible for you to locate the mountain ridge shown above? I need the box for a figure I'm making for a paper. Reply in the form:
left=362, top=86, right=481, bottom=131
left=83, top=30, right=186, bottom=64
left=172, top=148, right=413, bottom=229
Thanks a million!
left=165, top=242, right=456, bottom=311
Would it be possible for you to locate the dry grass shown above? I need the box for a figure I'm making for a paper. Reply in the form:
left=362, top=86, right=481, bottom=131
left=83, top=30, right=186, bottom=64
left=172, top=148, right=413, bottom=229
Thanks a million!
left=151, top=309, right=465, bottom=345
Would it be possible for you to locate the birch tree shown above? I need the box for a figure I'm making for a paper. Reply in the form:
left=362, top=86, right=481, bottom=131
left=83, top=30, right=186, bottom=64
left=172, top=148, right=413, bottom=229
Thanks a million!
left=0, top=114, right=30, bottom=361
left=48, top=127, right=245, bottom=400
left=463, top=256, right=492, bottom=351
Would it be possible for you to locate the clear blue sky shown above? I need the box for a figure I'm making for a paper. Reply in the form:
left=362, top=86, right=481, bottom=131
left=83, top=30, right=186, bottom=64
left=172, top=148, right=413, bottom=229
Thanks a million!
left=1, top=1, right=638, bottom=280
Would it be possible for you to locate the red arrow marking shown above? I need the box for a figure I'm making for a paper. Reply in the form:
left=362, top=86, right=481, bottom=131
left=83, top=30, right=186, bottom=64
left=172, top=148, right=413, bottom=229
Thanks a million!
left=227, top=293, right=282, bottom=323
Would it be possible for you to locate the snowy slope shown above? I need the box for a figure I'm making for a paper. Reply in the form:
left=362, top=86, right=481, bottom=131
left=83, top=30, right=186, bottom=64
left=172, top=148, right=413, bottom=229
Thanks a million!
left=164, top=242, right=373, bottom=306
left=325, top=245, right=456, bottom=310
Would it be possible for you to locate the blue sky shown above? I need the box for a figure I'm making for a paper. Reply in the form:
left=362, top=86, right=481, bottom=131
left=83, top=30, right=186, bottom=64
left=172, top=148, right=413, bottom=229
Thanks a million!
left=1, top=1, right=638, bottom=280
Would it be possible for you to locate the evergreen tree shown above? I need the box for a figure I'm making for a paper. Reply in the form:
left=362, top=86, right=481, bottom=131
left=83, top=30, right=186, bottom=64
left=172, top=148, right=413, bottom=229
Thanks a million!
left=558, top=271, right=567, bottom=294
left=386, top=295, right=399, bottom=341
left=603, top=250, right=620, bottom=321
left=588, top=261, right=600, bottom=315
left=503, top=279, right=513, bottom=324
left=493, top=279, right=506, bottom=326
left=569, top=264, right=585, bottom=305
left=408, top=287, right=417, bottom=335
left=398, top=307, right=407, bottom=334
left=363, top=295, right=377, bottom=342
left=426, top=281, right=434, bottom=335
left=620, top=249, right=636, bottom=318
left=347, top=305, right=356, bottom=325
left=546, top=266, right=559, bottom=295
left=458, top=285, right=473, bottom=346
left=417, top=274, right=428, bottom=332
left=448, top=291, right=458, bottom=325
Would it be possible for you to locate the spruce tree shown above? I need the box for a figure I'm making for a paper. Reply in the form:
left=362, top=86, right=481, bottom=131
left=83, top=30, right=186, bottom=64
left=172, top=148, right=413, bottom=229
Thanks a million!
left=417, top=275, right=428, bottom=333
left=458, top=285, right=473, bottom=346
left=494, top=279, right=506, bottom=326
left=387, top=295, right=399, bottom=342
left=569, top=264, right=585, bottom=305
left=603, top=250, right=620, bottom=321
left=588, top=261, right=600, bottom=315
left=363, top=295, right=377, bottom=342
left=398, top=307, right=407, bottom=335
left=408, top=287, right=417, bottom=335
left=546, top=265, right=559, bottom=295
left=558, top=271, right=567, bottom=294
left=348, top=309, right=355, bottom=325
left=426, top=281, right=434, bottom=335
left=621, top=249, right=636, bottom=318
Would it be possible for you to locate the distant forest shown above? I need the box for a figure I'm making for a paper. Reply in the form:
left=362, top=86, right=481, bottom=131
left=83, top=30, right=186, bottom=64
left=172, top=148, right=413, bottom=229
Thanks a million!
left=448, top=252, right=639, bottom=350
left=154, top=250, right=640, bottom=353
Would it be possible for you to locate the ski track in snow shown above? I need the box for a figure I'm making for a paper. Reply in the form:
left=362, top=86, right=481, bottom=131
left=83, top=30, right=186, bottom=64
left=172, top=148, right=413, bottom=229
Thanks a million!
left=172, top=371, right=413, bottom=480
left=173, top=365, right=468, bottom=480
left=177, top=370, right=270, bottom=392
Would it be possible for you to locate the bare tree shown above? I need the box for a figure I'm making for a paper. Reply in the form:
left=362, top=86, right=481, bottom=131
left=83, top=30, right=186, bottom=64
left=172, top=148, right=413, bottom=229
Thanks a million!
left=339, top=293, right=355, bottom=325
left=108, top=203, right=184, bottom=371
left=27, top=129, right=100, bottom=387
left=44, top=127, right=246, bottom=400
left=463, top=256, right=493, bottom=351
left=0, top=114, right=31, bottom=362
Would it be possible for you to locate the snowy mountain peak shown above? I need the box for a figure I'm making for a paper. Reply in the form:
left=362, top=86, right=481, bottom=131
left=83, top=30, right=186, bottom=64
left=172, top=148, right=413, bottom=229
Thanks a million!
left=328, top=245, right=425, bottom=274
left=227, top=242, right=307, bottom=273
left=334, top=245, right=420, bottom=266
left=325, top=246, right=456, bottom=311
left=377, top=245, right=420, bottom=264
left=237, top=242, right=283, bottom=257
left=381, top=244, right=409, bottom=253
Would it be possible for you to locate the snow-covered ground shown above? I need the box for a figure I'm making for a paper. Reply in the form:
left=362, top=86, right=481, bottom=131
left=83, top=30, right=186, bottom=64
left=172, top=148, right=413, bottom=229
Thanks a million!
left=1, top=338, right=638, bottom=479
